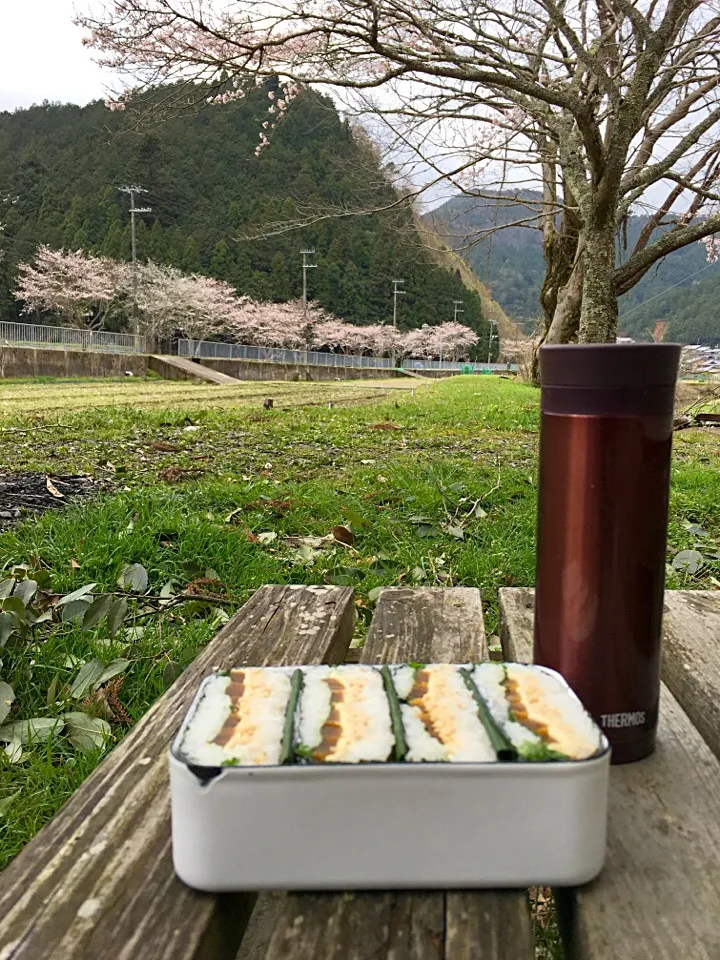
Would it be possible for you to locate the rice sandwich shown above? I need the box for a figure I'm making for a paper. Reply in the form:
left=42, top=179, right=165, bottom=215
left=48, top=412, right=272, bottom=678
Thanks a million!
left=177, top=663, right=605, bottom=769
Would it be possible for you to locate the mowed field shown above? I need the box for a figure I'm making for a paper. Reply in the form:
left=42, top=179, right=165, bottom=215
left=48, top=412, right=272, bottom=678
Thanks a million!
left=0, top=374, right=718, bottom=889
left=0, top=376, right=419, bottom=415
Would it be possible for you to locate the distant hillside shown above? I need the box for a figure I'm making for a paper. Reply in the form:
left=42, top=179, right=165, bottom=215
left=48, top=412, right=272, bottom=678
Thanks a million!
left=415, top=216, right=524, bottom=344
left=427, top=194, right=720, bottom=343
left=0, top=86, right=489, bottom=347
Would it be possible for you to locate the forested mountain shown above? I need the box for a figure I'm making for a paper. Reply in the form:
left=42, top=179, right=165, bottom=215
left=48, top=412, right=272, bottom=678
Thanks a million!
left=428, top=194, right=720, bottom=344
left=0, top=84, right=487, bottom=345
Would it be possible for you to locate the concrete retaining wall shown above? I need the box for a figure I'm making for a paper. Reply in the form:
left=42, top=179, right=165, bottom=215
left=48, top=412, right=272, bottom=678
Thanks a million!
left=197, top=357, right=407, bottom=381
left=0, top=346, right=148, bottom=380
left=0, top=346, right=432, bottom=383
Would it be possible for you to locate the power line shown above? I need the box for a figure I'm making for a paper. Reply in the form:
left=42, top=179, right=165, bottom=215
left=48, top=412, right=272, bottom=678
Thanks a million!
left=621, top=260, right=717, bottom=319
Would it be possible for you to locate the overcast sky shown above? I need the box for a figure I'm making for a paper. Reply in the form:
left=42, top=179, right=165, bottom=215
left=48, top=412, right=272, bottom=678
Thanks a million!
left=0, top=1, right=110, bottom=112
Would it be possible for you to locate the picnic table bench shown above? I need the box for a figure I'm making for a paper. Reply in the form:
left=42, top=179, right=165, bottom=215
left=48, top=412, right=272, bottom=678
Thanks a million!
left=1, top=583, right=719, bottom=959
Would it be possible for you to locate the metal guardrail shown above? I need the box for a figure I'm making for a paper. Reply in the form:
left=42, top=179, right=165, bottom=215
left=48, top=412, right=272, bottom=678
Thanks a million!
left=0, top=322, right=145, bottom=355
left=178, top=339, right=519, bottom=372
left=403, top=359, right=516, bottom=372
left=178, top=339, right=394, bottom=369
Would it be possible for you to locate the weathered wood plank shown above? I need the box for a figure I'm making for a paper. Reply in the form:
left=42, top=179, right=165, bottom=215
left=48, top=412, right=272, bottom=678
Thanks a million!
left=498, top=587, right=534, bottom=663
left=361, top=586, right=488, bottom=665
left=445, top=890, right=534, bottom=960
left=256, top=892, right=444, bottom=960
left=499, top=587, right=720, bottom=960
left=0, top=585, right=355, bottom=960
left=661, top=590, right=720, bottom=760
left=253, top=587, right=534, bottom=960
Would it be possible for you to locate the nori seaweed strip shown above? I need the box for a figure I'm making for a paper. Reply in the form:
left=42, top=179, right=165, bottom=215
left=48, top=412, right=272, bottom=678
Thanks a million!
left=380, top=666, right=407, bottom=761
left=519, top=741, right=570, bottom=763
left=279, top=668, right=304, bottom=765
left=461, top=667, right=516, bottom=762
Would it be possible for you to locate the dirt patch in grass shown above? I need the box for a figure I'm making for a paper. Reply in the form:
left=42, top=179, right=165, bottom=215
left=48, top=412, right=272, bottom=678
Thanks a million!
left=0, top=472, right=100, bottom=531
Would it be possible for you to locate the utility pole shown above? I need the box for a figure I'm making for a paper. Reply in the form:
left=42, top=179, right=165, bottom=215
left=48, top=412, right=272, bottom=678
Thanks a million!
left=447, top=301, right=464, bottom=364
left=488, top=319, right=498, bottom=364
left=391, top=280, right=406, bottom=368
left=300, top=249, right=317, bottom=365
left=392, top=280, right=406, bottom=331
left=300, top=249, right=317, bottom=317
left=118, top=186, right=151, bottom=337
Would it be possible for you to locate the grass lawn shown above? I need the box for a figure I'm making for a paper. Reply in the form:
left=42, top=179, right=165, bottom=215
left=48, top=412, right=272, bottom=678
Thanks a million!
left=1, top=375, right=718, bottom=882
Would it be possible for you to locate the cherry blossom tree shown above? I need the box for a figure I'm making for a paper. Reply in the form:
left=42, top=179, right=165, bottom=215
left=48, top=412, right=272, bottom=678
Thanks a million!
left=15, top=245, right=483, bottom=362
left=79, top=0, right=720, bottom=348
left=400, top=328, right=435, bottom=361
left=429, top=322, right=480, bottom=361
left=223, top=299, right=331, bottom=349
left=134, top=261, right=243, bottom=341
left=335, top=324, right=378, bottom=355
left=400, top=323, right=479, bottom=361
left=310, top=320, right=409, bottom=357
left=16, top=246, right=129, bottom=329
left=311, top=319, right=357, bottom=352
left=361, top=324, right=404, bottom=357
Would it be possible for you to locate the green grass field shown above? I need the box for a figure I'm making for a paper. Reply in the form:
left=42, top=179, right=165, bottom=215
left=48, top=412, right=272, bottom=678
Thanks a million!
left=1, top=375, right=718, bottom=884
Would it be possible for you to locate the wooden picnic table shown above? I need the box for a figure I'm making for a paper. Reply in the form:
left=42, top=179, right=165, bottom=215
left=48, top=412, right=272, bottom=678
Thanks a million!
left=1, top=583, right=719, bottom=959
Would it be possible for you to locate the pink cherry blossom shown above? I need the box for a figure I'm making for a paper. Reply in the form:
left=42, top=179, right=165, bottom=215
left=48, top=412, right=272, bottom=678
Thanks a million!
left=16, top=246, right=129, bottom=329
left=701, top=235, right=720, bottom=263
left=15, top=245, right=483, bottom=360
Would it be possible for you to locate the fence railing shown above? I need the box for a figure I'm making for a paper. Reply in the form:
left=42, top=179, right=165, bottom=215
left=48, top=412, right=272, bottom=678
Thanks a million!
left=402, top=359, right=516, bottom=372
left=178, top=338, right=519, bottom=372
left=178, top=339, right=394, bottom=368
left=0, top=322, right=145, bottom=355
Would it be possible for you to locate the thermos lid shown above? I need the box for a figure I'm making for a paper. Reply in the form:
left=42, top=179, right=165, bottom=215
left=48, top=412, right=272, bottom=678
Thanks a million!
left=540, top=343, right=682, bottom=388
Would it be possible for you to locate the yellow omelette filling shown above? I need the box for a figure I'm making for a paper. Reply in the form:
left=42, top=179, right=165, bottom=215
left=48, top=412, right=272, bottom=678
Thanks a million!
left=213, top=668, right=287, bottom=765
left=507, top=670, right=597, bottom=759
left=312, top=671, right=393, bottom=763
left=407, top=664, right=478, bottom=755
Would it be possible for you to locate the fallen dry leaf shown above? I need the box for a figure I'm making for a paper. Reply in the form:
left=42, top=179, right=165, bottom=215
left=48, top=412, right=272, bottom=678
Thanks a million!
left=46, top=478, right=64, bottom=499
left=331, top=524, right=355, bottom=546
left=71, top=559, right=81, bottom=570
left=158, top=466, right=205, bottom=483
left=283, top=535, right=329, bottom=549
left=149, top=442, right=180, bottom=453
left=186, top=577, right=228, bottom=599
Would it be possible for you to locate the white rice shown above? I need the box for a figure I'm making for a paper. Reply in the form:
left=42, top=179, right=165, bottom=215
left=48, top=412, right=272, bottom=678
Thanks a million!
left=401, top=664, right=497, bottom=763
left=296, top=665, right=394, bottom=763
left=180, top=674, right=233, bottom=767
left=505, top=664, right=602, bottom=760
left=180, top=668, right=293, bottom=767
left=389, top=664, right=415, bottom=700
left=295, top=665, right=331, bottom=750
left=471, top=663, right=541, bottom=754
left=401, top=703, right=447, bottom=762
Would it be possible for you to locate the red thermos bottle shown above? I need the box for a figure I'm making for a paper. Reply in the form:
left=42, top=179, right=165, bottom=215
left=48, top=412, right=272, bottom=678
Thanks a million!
left=534, top=343, right=681, bottom=763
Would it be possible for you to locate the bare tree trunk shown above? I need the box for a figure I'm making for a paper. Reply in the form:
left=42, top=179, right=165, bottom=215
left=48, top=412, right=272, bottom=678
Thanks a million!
left=532, top=217, right=617, bottom=379
left=539, top=176, right=582, bottom=342
left=578, top=225, right=618, bottom=343
left=546, top=250, right=584, bottom=344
